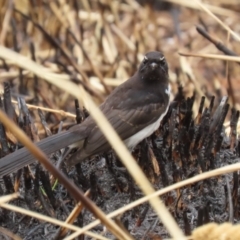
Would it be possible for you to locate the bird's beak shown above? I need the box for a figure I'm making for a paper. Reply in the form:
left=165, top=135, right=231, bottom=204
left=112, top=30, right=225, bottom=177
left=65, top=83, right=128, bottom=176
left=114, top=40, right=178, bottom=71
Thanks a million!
left=150, top=62, right=158, bottom=70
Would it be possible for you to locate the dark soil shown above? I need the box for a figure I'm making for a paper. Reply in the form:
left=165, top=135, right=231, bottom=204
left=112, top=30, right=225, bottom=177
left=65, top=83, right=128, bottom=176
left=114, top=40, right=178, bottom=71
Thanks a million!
left=0, top=84, right=239, bottom=239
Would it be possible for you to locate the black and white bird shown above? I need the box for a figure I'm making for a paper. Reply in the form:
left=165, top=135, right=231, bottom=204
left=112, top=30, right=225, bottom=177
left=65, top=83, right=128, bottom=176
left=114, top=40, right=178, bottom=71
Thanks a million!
left=0, top=51, right=170, bottom=177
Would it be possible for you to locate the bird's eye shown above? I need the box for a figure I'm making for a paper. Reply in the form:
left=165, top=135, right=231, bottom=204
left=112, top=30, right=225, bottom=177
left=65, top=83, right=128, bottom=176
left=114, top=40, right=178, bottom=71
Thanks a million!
left=159, top=56, right=165, bottom=63
left=143, top=56, right=148, bottom=64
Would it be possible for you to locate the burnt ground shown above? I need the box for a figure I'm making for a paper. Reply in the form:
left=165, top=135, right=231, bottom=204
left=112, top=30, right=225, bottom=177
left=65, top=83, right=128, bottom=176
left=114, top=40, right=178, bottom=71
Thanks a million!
left=0, top=83, right=239, bottom=240
left=0, top=1, right=240, bottom=239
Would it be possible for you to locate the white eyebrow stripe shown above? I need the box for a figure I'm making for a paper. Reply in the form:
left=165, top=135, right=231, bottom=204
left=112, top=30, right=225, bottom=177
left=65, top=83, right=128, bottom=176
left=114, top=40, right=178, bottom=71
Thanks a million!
left=160, top=56, right=165, bottom=61
left=165, top=84, right=171, bottom=95
left=144, top=56, right=148, bottom=60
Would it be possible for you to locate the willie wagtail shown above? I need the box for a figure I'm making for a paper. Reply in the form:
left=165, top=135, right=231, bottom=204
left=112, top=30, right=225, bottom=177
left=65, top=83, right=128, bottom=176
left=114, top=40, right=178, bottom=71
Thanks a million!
left=0, top=51, right=170, bottom=177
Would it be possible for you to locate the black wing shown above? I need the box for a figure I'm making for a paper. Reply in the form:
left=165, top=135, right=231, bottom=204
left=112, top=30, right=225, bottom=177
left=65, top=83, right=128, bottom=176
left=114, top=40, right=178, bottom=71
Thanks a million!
left=68, top=101, right=167, bottom=165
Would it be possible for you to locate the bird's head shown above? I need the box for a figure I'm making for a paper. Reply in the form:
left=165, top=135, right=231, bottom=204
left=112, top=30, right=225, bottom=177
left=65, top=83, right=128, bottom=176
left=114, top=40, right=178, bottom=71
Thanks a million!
left=139, top=51, right=168, bottom=82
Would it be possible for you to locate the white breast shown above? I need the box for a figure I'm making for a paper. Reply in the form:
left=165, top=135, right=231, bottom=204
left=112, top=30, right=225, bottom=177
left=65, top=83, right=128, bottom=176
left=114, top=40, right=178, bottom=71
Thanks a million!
left=124, top=84, right=171, bottom=148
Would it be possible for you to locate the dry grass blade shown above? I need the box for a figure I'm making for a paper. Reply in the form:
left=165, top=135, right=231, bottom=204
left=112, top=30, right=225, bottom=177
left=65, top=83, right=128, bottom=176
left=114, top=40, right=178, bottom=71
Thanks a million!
left=0, top=46, right=68, bottom=77
left=0, top=193, right=19, bottom=204
left=121, top=162, right=240, bottom=216
left=111, top=24, right=136, bottom=51
left=0, top=203, right=109, bottom=240
left=148, top=147, right=160, bottom=176
left=0, top=44, right=103, bottom=101
left=0, top=43, right=184, bottom=239
left=11, top=100, right=76, bottom=118
left=49, top=1, right=69, bottom=28
left=0, top=110, right=131, bottom=240
left=162, top=238, right=189, bottom=240
left=57, top=189, right=91, bottom=238
left=179, top=52, right=240, bottom=62
left=192, top=222, right=240, bottom=240
left=164, top=0, right=240, bottom=17
left=0, top=0, right=13, bottom=44
left=0, top=226, right=22, bottom=240
left=66, top=29, right=112, bottom=94
left=179, top=56, right=209, bottom=106
left=90, top=77, right=125, bottom=87
left=79, top=86, right=185, bottom=239
left=0, top=70, right=29, bottom=79
left=67, top=161, right=240, bottom=239
left=193, top=0, right=240, bottom=41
